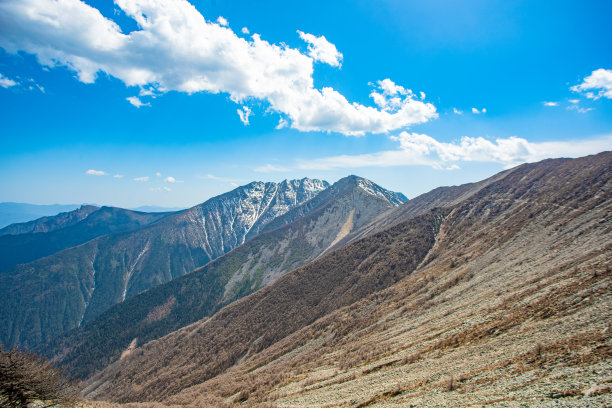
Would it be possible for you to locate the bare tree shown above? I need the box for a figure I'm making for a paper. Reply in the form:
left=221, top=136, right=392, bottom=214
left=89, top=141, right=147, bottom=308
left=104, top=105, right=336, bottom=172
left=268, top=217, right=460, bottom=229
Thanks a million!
left=0, top=345, right=79, bottom=408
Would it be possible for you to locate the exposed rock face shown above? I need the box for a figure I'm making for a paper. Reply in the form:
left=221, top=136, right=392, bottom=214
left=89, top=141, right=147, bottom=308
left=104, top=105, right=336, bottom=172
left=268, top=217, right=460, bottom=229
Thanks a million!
left=0, top=179, right=328, bottom=349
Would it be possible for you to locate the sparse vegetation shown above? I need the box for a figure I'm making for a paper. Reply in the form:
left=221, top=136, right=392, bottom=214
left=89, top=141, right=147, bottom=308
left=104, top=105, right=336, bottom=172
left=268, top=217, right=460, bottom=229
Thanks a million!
left=0, top=346, right=79, bottom=408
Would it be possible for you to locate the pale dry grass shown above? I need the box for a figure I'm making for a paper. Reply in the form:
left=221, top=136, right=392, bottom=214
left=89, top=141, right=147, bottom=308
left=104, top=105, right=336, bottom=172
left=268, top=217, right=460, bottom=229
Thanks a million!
left=84, top=153, right=612, bottom=407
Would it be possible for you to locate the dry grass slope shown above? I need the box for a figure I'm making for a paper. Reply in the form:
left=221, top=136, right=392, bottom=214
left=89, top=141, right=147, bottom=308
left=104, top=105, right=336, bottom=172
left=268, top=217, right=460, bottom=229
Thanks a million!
left=85, top=152, right=612, bottom=407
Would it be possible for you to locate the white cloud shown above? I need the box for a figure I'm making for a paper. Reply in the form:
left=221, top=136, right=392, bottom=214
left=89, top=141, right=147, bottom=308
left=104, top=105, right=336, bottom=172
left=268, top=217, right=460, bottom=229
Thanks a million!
left=297, top=132, right=612, bottom=170
left=241, top=27, right=249, bottom=34
left=567, top=105, right=593, bottom=114
left=113, top=174, right=124, bottom=178
left=472, top=108, right=480, bottom=114
left=543, top=101, right=558, bottom=107
left=254, top=163, right=291, bottom=173
left=126, top=96, right=150, bottom=108
left=237, top=106, right=252, bottom=125
left=133, top=176, right=149, bottom=182
left=568, top=99, right=579, bottom=104
left=139, top=87, right=157, bottom=97
left=297, top=30, right=343, bottom=67
left=86, top=169, right=108, bottom=176
left=29, top=82, right=44, bottom=92
left=216, top=16, right=228, bottom=26
left=453, top=107, right=463, bottom=115
left=0, top=0, right=436, bottom=136
left=276, top=118, right=288, bottom=129
left=0, top=73, right=17, bottom=88
left=164, top=176, right=183, bottom=183
left=155, top=172, right=161, bottom=177
left=571, top=68, right=612, bottom=99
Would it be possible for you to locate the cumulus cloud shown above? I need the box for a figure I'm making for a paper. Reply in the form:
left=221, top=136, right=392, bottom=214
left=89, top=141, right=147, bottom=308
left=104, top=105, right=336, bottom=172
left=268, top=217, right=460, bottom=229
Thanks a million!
left=572, top=68, right=612, bottom=99
left=543, top=101, right=558, bottom=107
left=0, top=73, right=17, bottom=88
left=0, top=0, right=436, bottom=136
left=472, top=107, right=486, bottom=114
left=297, top=30, right=342, bottom=67
left=241, top=27, right=249, bottom=34
left=133, top=176, right=149, bottom=182
left=453, top=107, right=463, bottom=115
left=86, top=169, right=108, bottom=175
left=297, top=132, right=612, bottom=170
left=216, top=16, right=228, bottom=26
left=126, top=96, right=150, bottom=108
left=237, top=106, right=252, bottom=125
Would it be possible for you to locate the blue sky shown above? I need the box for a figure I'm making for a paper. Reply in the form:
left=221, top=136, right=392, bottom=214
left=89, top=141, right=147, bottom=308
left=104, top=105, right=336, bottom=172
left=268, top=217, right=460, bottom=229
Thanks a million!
left=0, top=0, right=611, bottom=208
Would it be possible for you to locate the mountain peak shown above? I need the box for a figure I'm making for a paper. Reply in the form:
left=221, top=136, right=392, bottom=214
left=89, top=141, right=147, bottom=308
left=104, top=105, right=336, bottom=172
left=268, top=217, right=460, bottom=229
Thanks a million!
left=334, top=175, right=407, bottom=206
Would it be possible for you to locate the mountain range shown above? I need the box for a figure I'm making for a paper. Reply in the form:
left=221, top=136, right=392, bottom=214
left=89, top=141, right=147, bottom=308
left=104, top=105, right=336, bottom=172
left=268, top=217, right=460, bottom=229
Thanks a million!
left=0, top=202, right=83, bottom=229
left=0, top=178, right=336, bottom=348
left=0, top=153, right=610, bottom=407
left=39, top=175, right=407, bottom=379
left=0, top=203, right=186, bottom=229
left=0, top=206, right=175, bottom=274
left=79, top=152, right=610, bottom=407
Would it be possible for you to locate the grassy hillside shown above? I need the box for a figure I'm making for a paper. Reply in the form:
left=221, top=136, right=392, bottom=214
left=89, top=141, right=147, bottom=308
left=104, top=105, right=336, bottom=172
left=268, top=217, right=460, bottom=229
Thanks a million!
left=85, top=209, right=445, bottom=402
left=83, top=152, right=611, bottom=407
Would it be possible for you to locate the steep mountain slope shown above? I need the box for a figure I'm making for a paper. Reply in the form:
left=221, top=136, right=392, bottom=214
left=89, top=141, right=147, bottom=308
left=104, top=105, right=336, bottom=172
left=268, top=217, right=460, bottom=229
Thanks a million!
left=85, top=152, right=611, bottom=407
left=0, top=179, right=328, bottom=349
left=85, top=209, right=445, bottom=402
left=0, top=204, right=99, bottom=236
left=0, top=202, right=82, bottom=229
left=0, top=206, right=173, bottom=274
left=42, top=176, right=405, bottom=380
left=330, top=167, right=514, bottom=251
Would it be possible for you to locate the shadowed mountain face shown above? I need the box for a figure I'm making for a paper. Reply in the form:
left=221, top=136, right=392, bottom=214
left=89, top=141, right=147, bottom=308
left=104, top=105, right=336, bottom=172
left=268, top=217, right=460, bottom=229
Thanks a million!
left=41, top=176, right=406, bottom=380
left=81, top=153, right=611, bottom=407
left=0, top=178, right=329, bottom=349
left=0, top=206, right=174, bottom=274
